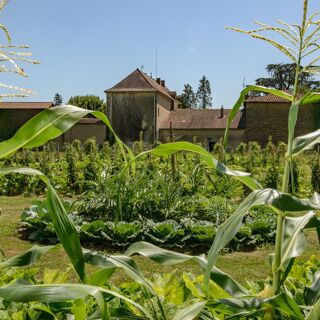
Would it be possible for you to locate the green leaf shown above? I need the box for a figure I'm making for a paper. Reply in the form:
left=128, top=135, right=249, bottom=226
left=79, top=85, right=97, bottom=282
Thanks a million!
left=0, top=167, right=46, bottom=179
left=125, top=241, right=248, bottom=297
left=292, top=129, right=320, bottom=156
left=0, top=245, right=58, bottom=268
left=281, top=211, right=316, bottom=271
left=0, top=105, right=130, bottom=163
left=89, top=268, right=116, bottom=286
left=0, top=167, right=86, bottom=282
left=71, top=299, right=87, bottom=320
left=287, top=101, right=301, bottom=156
left=269, top=292, right=304, bottom=319
left=0, top=283, right=150, bottom=320
left=304, top=271, right=320, bottom=306
left=46, top=184, right=86, bottom=283
left=300, top=92, right=320, bottom=105
left=83, top=249, right=166, bottom=319
left=172, top=301, right=206, bottom=320
left=306, top=298, right=320, bottom=320
left=204, top=189, right=320, bottom=294
left=149, top=141, right=262, bottom=191
left=224, top=85, right=293, bottom=148
left=0, top=105, right=89, bottom=159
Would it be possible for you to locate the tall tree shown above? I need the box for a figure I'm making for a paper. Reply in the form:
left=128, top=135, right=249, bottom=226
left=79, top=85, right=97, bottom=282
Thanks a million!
left=67, top=95, right=105, bottom=112
left=53, top=93, right=63, bottom=106
left=196, top=76, right=212, bottom=109
left=179, top=84, right=197, bottom=109
left=255, top=63, right=320, bottom=91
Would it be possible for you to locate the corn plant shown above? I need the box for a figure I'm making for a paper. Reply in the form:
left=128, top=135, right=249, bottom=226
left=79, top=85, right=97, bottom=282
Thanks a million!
left=2, top=0, right=320, bottom=319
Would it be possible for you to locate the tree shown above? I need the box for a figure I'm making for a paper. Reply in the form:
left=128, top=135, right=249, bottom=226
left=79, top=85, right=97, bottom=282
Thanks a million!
left=255, top=63, right=320, bottom=91
left=67, top=95, right=105, bottom=112
left=196, top=76, right=212, bottom=109
left=179, top=84, right=197, bottom=109
left=53, top=93, right=63, bottom=106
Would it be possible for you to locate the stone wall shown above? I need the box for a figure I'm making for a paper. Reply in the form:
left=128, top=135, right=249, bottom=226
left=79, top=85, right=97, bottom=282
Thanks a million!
left=244, top=102, right=318, bottom=145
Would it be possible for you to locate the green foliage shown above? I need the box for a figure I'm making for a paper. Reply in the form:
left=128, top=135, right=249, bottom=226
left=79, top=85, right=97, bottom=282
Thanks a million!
left=255, top=63, right=320, bottom=91
left=20, top=200, right=277, bottom=251
left=179, top=84, right=197, bottom=109
left=53, top=93, right=63, bottom=106
left=67, top=95, right=105, bottom=113
left=196, top=75, right=212, bottom=109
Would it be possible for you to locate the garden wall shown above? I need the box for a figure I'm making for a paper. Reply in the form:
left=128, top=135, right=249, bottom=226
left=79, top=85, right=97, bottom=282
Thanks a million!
left=245, top=102, right=319, bottom=145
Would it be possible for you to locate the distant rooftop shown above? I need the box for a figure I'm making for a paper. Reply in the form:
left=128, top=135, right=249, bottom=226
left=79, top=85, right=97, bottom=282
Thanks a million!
left=159, top=108, right=243, bottom=130
left=0, top=102, right=53, bottom=109
left=105, top=68, right=177, bottom=101
left=245, top=92, right=292, bottom=103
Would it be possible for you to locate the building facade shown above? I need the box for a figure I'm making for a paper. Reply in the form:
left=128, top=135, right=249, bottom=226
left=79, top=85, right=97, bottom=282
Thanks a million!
left=244, top=94, right=320, bottom=146
left=0, top=102, right=106, bottom=147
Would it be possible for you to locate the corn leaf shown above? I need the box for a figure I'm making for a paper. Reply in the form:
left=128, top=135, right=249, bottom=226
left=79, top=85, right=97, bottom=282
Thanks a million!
left=204, top=189, right=320, bottom=294
left=287, top=101, right=302, bottom=156
left=281, top=211, right=316, bottom=271
left=150, top=141, right=262, bottom=191
left=0, top=167, right=86, bottom=283
left=306, top=298, right=320, bottom=320
left=0, top=245, right=58, bottom=268
left=83, top=250, right=166, bottom=319
left=0, top=105, right=130, bottom=163
left=304, top=271, right=320, bottom=306
left=172, top=301, right=206, bottom=320
left=301, top=92, right=320, bottom=105
left=0, top=283, right=150, bottom=320
left=292, top=129, right=320, bottom=156
left=125, top=241, right=248, bottom=296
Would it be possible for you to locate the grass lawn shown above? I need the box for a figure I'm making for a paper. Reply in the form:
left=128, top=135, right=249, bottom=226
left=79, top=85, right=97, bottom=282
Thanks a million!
left=0, top=196, right=319, bottom=286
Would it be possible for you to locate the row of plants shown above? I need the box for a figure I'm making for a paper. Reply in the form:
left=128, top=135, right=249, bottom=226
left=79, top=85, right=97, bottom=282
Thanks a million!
left=0, top=137, right=319, bottom=198
left=20, top=200, right=276, bottom=251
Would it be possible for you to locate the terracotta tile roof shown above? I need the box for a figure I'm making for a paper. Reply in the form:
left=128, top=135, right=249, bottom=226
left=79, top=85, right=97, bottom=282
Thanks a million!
left=245, top=93, right=292, bottom=103
left=0, top=102, right=53, bottom=109
left=105, top=69, right=176, bottom=101
left=159, top=109, right=243, bottom=130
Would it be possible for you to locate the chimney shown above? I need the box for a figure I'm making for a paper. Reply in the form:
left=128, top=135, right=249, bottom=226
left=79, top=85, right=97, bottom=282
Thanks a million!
left=219, top=105, right=224, bottom=118
left=161, top=80, right=166, bottom=87
left=156, top=77, right=161, bottom=84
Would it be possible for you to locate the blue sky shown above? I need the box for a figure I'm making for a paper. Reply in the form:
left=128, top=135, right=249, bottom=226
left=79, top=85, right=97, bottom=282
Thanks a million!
left=2, top=0, right=319, bottom=107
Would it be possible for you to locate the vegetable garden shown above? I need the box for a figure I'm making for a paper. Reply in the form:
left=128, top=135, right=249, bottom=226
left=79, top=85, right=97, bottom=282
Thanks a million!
left=2, top=0, right=320, bottom=319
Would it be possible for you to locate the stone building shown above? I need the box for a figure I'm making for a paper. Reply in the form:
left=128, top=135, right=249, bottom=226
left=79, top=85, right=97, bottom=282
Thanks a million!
left=158, top=108, right=245, bottom=149
left=105, top=68, right=180, bottom=143
left=0, top=102, right=54, bottom=141
left=0, top=102, right=106, bottom=146
left=105, top=69, right=245, bottom=148
left=2, top=69, right=319, bottom=149
left=244, top=93, right=320, bottom=145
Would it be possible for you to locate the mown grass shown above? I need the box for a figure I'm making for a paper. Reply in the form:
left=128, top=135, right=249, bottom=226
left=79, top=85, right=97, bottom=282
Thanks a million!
left=0, top=196, right=319, bottom=286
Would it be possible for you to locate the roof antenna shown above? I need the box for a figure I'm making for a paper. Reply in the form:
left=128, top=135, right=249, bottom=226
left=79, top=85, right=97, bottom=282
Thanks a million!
left=155, top=48, right=158, bottom=78
left=243, top=76, right=246, bottom=88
